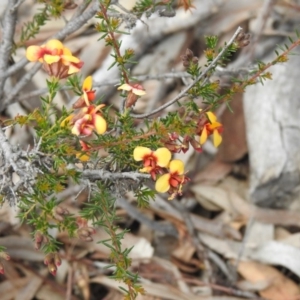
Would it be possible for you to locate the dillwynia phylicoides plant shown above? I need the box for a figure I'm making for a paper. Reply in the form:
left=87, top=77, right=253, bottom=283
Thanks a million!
left=0, top=0, right=299, bottom=299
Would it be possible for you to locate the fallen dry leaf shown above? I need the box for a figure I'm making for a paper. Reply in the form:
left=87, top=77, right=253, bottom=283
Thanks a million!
left=237, top=261, right=300, bottom=300
left=250, top=241, right=300, bottom=278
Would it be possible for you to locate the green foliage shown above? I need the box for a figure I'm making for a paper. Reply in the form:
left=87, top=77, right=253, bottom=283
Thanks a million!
left=17, top=6, right=49, bottom=48
left=36, top=0, right=66, bottom=18
left=135, top=186, right=155, bottom=207
left=132, top=0, right=156, bottom=15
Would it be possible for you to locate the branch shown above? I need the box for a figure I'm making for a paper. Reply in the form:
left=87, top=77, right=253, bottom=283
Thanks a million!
left=130, top=26, right=244, bottom=119
left=0, top=63, right=41, bottom=110
left=15, top=72, right=191, bottom=103
left=0, top=128, right=30, bottom=178
left=0, top=0, right=18, bottom=101
left=81, top=169, right=150, bottom=181
left=0, top=127, right=40, bottom=203
left=14, top=66, right=253, bottom=104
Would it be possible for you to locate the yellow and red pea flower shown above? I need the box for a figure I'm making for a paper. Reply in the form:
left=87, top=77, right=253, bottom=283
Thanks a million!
left=73, top=76, right=96, bottom=109
left=133, top=146, right=171, bottom=180
left=155, top=159, right=189, bottom=200
left=118, top=83, right=146, bottom=96
left=61, top=104, right=106, bottom=137
left=118, top=83, right=146, bottom=108
left=199, top=111, right=223, bottom=147
left=26, top=39, right=83, bottom=79
left=71, top=104, right=107, bottom=136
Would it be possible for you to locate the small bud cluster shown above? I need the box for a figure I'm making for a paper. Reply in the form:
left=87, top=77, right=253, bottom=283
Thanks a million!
left=52, top=206, right=69, bottom=222
left=181, top=48, right=199, bottom=68
left=44, top=252, right=62, bottom=276
left=162, top=132, right=202, bottom=154
left=76, top=217, right=96, bottom=242
left=34, top=231, right=49, bottom=250
left=235, top=30, right=251, bottom=48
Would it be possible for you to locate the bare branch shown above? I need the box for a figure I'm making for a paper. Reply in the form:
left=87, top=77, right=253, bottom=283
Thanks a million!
left=130, top=26, right=244, bottom=119
left=0, top=0, right=18, bottom=101
left=81, top=169, right=150, bottom=181
left=15, top=72, right=191, bottom=103
left=15, top=66, right=253, bottom=104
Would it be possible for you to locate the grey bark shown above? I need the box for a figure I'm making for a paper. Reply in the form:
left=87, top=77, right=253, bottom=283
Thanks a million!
left=244, top=43, right=300, bottom=208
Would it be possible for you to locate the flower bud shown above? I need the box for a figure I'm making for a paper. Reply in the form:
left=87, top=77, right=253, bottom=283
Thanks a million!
left=0, top=252, right=10, bottom=261
left=78, top=228, right=90, bottom=237
left=190, top=138, right=202, bottom=153
left=35, top=231, right=43, bottom=243
left=77, top=227, right=95, bottom=242
left=54, top=253, right=62, bottom=267
left=168, top=132, right=179, bottom=141
left=82, top=236, right=93, bottom=242
left=53, top=206, right=69, bottom=222
left=48, top=262, right=57, bottom=276
left=181, top=136, right=190, bottom=153
left=0, top=262, right=4, bottom=274
left=235, top=31, right=251, bottom=48
left=44, top=253, right=61, bottom=275
left=44, top=253, right=54, bottom=266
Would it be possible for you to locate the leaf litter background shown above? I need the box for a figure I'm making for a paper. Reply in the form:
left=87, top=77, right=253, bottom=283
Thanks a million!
left=1, top=0, right=300, bottom=299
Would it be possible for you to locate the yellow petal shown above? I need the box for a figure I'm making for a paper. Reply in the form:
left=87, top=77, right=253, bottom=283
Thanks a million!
left=139, top=166, right=152, bottom=173
left=26, top=45, right=41, bottom=62
left=133, top=146, right=152, bottom=161
left=71, top=126, right=80, bottom=136
left=154, top=148, right=171, bottom=167
left=132, top=88, right=146, bottom=96
left=45, top=39, right=64, bottom=50
left=81, top=93, right=89, bottom=106
left=83, top=76, right=92, bottom=91
left=155, top=174, right=171, bottom=193
left=94, top=115, right=107, bottom=134
left=169, top=159, right=184, bottom=175
left=206, top=111, right=217, bottom=123
left=62, top=55, right=80, bottom=63
left=68, top=64, right=80, bottom=75
left=44, top=54, right=60, bottom=64
left=213, top=129, right=222, bottom=147
left=209, top=121, right=222, bottom=130
left=200, top=127, right=208, bottom=145
left=95, top=104, right=105, bottom=111
left=60, top=114, right=74, bottom=127
left=118, top=83, right=131, bottom=91
left=76, top=152, right=90, bottom=162
left=62, top=47, right=72, bottom=56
